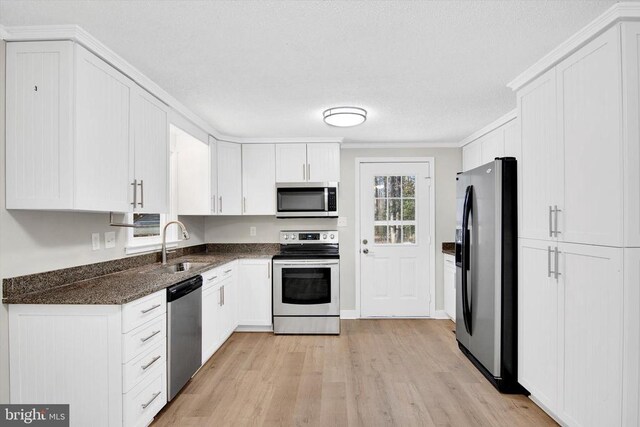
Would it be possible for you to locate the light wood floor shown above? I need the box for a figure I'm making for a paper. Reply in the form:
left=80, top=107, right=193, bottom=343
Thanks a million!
left=153, top=319, right=556, bottom=426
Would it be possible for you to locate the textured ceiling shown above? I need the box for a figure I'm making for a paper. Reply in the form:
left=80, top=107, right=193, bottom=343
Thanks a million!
left=0, top=0, right=620, bottom=143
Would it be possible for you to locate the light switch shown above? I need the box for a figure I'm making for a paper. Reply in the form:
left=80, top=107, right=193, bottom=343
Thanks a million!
left=91, top=233, right=101, bottom=251
left=104, top=232, right=116, bottom=249
left=249, top=226, right=257, bottom=237
left=337, top=217, right=348, bottom=227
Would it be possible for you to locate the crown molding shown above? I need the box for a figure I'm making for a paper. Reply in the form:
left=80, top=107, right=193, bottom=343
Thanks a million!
left=0, top=25, right=9, bottom=40
left=458, top=109, right=517, bottom=148
left=341, top=141, right=460, bottom=149
left=219, top=136, right=344, bottom=144
left=508, top=2, right=640, bottom=91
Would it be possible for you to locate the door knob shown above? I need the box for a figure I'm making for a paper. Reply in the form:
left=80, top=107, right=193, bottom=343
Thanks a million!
left=363, top=248, right=369, bottom=254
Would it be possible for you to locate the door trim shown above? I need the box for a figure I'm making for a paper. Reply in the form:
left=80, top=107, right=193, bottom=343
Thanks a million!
left=354, top=157, right=436, bottom=318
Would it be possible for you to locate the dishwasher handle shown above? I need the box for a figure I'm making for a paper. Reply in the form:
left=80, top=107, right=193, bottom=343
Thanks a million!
left=167, top=276, right=203, bottom=302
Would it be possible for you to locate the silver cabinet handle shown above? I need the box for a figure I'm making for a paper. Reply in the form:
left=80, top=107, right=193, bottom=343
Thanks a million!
left=554, top=247, right=561, bottom=280
left=307, top=163, right=311, bottom=180
left=138, top=180, right=144, bottom=208
left=219, top=196, right=223, bottom=213
left=243, top=197, right=247, bottom=214
left=224, top=269, right=232, bottom=274
left=140, top=303, right=161, bottom=314
left=219, top=287, right=223, bottom=306
left=141, top=391, right=161, bottom=409
left=267, top=263, right=271, bottom=279
left=207, top=275, right=218, bottom=282
left=141, top=355, right=161, bottom=370
left=302, top=163, right=306, bottom=181
left=140, top=330, right=161, bottom=342
left=131, top=179, right=138, bottom=207
left=554, top=205, right=561, bottom=236
left=547, top=246, right=552, bottom=278
left=222, top=285, right=225, bottom=305
left=549, top=206, right=553, bottom=237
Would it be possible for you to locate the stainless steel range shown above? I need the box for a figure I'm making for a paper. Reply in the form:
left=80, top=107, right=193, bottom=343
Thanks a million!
left=272, top=230, right=340, bottom=335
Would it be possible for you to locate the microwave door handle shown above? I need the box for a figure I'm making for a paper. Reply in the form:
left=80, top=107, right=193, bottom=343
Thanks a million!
left=324, top=188, right=329, bottom=211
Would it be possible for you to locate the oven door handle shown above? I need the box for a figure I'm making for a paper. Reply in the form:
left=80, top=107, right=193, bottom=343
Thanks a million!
left=272, top=260, right=339, bottom=266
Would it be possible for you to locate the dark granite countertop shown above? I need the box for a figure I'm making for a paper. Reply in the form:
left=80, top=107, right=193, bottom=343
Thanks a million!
left=4, top=249, right=277, bottom=305
left=442, top=242, right=455, bottom=256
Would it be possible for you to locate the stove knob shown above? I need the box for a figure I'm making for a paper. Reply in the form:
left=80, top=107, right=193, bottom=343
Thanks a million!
left=330, top=234, right=335, bottom=239
left=291, top=234, right=297, bottom=240
left=322, top=233, right=328, bottom=239
left=284, top=235, right=289, bottom=240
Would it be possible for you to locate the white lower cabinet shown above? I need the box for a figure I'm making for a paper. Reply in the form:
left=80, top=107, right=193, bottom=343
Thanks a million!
left=519, top=239, right=625, bottom=426
left=201, top=262, right=238, bottom=364
left=8, top=290, right=168, bottom=427
left=238, top=258, right=272, bottom=329
left=443, top=254, right=456, bottom=321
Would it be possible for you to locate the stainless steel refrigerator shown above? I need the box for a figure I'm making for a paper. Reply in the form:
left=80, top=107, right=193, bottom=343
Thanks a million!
left=455, top=157, right=526, bottom=394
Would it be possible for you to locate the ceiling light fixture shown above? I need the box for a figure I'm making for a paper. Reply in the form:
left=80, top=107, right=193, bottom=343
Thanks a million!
left=323, top=107, right=367, bottom=127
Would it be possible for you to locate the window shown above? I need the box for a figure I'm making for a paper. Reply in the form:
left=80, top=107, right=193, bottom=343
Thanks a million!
left=373, top=175, right=416, bottom=244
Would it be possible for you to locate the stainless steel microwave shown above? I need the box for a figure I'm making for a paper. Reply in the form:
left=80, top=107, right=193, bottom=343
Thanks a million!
left=276, top=182, right=338, bottom=218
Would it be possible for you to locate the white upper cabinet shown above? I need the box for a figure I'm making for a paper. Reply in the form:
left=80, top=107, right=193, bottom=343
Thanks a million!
left=503, top=119, right=520, bottom=159
left=275, top=143, right=340, bottom=183
left=210, top=136, right=218, bottom=215
left=6, top=41, right=169, bottom=213
left=461, top=140, right=482, bottom=171
left=242, top=144, right=276, bottom=215
left=176, top=127, right=210, bottom=215
left=479, top=130, right=504, bottom=164
left=217, top=141, right=242, bottom=215
left=131, top=87, right=169, bottom=214
left=6, top=41, right=74, bottom=209
left=518, top=68, right=559, bottom=241
left=556, top=26, right=623, bottom=247
left=275, top=144, right=307, bottom=182
left=460, top=112, right=518, bottom=173
left=307, top=143, right=340, bottom=182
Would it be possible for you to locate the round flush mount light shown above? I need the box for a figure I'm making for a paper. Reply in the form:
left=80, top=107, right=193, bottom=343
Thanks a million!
left=323, top=107, right=367, bottom=127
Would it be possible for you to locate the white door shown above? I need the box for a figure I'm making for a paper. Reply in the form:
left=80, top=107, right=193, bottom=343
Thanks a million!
left=242, top=144, right=276, bottom=215
left=307, top=143, right=340, bottom=182
left=558, top=243, right=623, bottom=427
left=518, top=238, right=559, bottom=414
left=217, top=141, right=242, bottom=215
left=359, top=162, right=432, bottom=317
left=518, top=67, right=559, bottom=241
left=275, top=144, right=307, bottom=182
left=132, top=86, right=169, bottom=214
left=556, top=26, right=623, bottom=247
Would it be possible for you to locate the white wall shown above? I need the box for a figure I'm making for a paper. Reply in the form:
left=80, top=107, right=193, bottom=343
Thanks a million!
left=205, top=146, right=461, bottom=312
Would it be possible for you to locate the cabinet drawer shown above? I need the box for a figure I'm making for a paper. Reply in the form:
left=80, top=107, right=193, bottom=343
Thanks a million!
left=122, top=290, right=166, bottom=333
left=123, top=370, right=166, bottom=427
left=123, top=340, right=166, bottom=393
left=122, top=314, right=166, bottom=363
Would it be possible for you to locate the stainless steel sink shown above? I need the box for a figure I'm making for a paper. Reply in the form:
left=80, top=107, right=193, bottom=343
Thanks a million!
left=146, top=261, right=209, bottom=275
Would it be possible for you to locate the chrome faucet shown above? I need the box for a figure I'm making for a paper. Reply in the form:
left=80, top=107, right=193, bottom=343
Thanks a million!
left=162, top=220, right=190, bottom=265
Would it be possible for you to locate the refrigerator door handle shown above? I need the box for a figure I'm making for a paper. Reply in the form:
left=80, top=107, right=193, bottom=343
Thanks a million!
left=461, top=185, right=473, bottom=335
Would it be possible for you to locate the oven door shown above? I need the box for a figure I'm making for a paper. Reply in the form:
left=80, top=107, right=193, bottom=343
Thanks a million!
left=272, top=259, right=340, bottom=316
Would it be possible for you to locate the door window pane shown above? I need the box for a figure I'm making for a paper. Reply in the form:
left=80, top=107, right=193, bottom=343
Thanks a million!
left=373, top=174, right=417, bottom=245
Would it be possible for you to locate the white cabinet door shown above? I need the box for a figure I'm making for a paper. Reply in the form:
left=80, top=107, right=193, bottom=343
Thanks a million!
left=557, top=26, right=623, bottom=247
left=210, top=136, right=218, bottom=215
left=558, top=243, right=623, bottom=427
left=176, top=128, right=210, bottom=215
left=202, top=284, right=222, bottom=364
left=238, top=259, right=272, bottom=327
left=131, top=86, right=169, bottom=214
left=6, top=41, right=75, bottom=210
left=74, top=44, right=133, bottom=212
left=242, top=144, right=276, bottom=215
left=518, top=68, right=559, bottom=241
left=443, top=255, right=456, bottom=321
left=480, top=129, right=505, bottom=164
left=518, top=238, right=559, bottom=414
left=503, top=119, right=520, bottom=159
left=462, top=141, right=482, bottom=171
left=307, top=143, right=340, bottom=182
left=217, top=141, right=242, bottom=215
left=275, top=144, right=307, bottom=182
left=623, top=248, right=640, bottom=427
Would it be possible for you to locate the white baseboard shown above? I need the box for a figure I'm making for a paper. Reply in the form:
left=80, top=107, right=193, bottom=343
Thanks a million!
left=432, top=310, right=452, bottom=320
left=340, top=310, right=358, bottom=319
left=235, top=325, right=273, bottom=332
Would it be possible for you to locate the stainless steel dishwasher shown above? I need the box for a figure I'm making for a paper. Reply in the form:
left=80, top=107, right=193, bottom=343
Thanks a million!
left=167, top=275, right=202, bottom=401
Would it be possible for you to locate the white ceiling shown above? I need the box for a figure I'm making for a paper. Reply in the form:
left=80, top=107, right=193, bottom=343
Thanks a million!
left=0, top=0, right=620, bottom=144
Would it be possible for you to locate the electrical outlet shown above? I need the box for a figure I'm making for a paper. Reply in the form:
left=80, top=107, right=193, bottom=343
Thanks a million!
left=337, top=217, right=348, bottom=227
left=91, top=233, right=101, bottom=251
left=249, top=226, right=257, bottom=237
left=104, top=232, right=116, bottom=249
